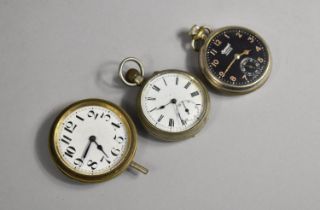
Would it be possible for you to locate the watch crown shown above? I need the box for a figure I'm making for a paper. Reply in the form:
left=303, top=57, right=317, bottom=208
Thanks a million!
left=125, top=69, right=144, bottom=85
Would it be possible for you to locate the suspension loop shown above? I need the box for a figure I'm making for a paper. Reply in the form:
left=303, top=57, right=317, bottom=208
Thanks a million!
left=189, top=25, right=211, bottom=51
left=119, top=57, right=145, bottom=86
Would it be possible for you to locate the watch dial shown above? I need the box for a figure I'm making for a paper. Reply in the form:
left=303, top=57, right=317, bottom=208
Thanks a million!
left=140, top=72, right=205, bottom=133
left=56, top=106, right=129, bottom=176
left=205, top=27, right=269, bottom=86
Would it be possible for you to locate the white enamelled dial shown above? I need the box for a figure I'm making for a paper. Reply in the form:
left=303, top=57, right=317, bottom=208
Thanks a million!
left=56, top=105, right=129, bottom=175
left=140, top=71, right=206, bottom=133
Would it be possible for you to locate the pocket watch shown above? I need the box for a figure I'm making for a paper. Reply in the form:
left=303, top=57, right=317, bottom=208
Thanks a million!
left=189, top=25, right=272, bottom=94
left=49, top=98, right=148, bottom=183
left=118, top=57, right=211, bottom=141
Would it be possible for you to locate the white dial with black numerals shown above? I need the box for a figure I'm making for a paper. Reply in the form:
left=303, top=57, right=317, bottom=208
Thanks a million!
left=56, top=105, right=128, bottom=176
left=140, top=71, right=205, bottom=133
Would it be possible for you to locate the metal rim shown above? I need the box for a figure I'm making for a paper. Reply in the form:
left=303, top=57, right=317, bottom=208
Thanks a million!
left=199, top=25, right=272, bottom=94
left=136, top=70, right=211, bottom=141
left=119, top=57, right=145, bottom=86
left=49, top=98, right=137, bottom=183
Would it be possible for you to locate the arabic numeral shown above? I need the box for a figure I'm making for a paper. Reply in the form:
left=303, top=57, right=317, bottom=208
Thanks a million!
left=87, top=160, right=98, bottom=170
left=111, top=148, right=121, bottom=156
left=101, top=113, right=111, bottom=121
left=74, top=158, right=83, bottom=166
left=113, top=135, right=124, bottom=144
left=64, top=146, right=76, bottom=158
left=64, top=121, right=77, bottom=134
left=88, top=110, right=99, bottom=119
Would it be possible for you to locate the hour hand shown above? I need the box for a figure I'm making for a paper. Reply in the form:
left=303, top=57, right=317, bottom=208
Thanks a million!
left=150, top=98, right=177, bottom=112
left=81, top=135, right=95, bottom=159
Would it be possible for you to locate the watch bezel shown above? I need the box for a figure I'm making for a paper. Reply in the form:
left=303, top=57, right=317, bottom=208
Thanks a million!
left=136, top=70, right=211, bottom=141
left=49, top=98, right=137, bottom=183
left=199, top=26, right=272, bottom=94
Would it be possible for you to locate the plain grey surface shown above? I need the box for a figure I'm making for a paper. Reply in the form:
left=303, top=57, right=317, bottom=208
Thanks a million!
left=0, top=0, right=319, bottom=209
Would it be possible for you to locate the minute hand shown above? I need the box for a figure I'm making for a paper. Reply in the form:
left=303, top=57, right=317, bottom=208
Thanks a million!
left=222, top=49, right=250, bottom=77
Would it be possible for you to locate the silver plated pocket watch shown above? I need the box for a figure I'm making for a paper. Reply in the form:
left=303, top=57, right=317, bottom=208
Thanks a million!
left=118, top=57, right=211, bottom=141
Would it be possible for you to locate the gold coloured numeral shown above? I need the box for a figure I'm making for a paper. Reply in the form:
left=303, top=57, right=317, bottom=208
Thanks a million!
left=236, top=31, right=243, bottom=38
left=258, top=57, right=264, bottom=63
left=247, top=35, right=255, bottom=43
left=219, top=71, right=225, bottom=77
left=214, top=39, right=222, bottom=46
left=209, top=49, right=218, bottom=56
left=212, top=59, right=219, bottom=67
left=230, top=75, right=237, bottom=82
left=256, top=46, right=263, bottom=52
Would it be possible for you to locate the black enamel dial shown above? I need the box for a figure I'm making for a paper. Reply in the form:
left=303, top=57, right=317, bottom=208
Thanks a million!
left=205, top=27, right=269, bottom=87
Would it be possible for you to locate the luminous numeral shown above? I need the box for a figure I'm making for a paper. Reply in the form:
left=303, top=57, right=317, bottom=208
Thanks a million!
left=191, top=91, right=200, bottom=97
left=230, top=76, right=237, bottom=82
left=212, top=59, right=219, bottom=67
left=209, top=49, right=217, bottom=56
left=64, top=146, right=76, bottom=158
left=256, top=46, right=262, bottom=52
left=258, top=57, right=264, bottom=63
left=184, top=81, right=191, bottom=89
left=242, top=74, right=249, bottom=82
left=236, top=31, right=243, bottom=38
left=224, top=33, right=230, bottom=39
left=214, top=39, right=222, bottom=46
left=247, top=35, right=255, bottom=43
left=64, top=121, right=77, bottom=134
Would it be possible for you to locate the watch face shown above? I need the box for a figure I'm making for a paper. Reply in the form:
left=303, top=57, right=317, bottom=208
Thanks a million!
left=54, top=104, right=130, bottom=176
left=205, top=27, right=270, bottom=87
left=140, top=71, right=206, bottom=133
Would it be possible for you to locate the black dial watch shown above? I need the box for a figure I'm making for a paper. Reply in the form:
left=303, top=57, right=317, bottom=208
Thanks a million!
left=190, top=25, right=271, bottom=94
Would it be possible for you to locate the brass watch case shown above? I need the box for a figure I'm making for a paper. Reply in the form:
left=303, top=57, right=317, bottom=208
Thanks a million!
left=136, top=70, right=211, bottom=141
left=49, top=98, right=137, bottom=183
left=199, top=26, right=272, bottom=94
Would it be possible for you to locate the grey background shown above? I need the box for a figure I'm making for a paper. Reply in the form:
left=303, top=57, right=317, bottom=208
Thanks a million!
left=0, top=0, right=319, bottom=209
